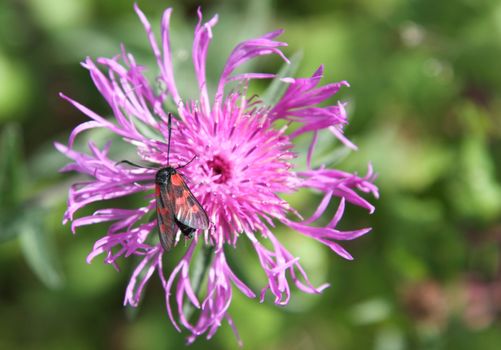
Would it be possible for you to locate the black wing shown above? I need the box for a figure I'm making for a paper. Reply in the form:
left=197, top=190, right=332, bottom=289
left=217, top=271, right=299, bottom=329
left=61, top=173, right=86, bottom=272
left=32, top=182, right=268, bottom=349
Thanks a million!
left=155, top=183, right=177, bottom=251
left=169, top=172, right=209, bottom=230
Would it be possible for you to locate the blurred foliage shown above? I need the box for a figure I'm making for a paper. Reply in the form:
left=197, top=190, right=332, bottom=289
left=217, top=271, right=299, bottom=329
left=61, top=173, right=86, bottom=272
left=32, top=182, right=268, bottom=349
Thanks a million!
left=1, top=0, right=501, bottom=349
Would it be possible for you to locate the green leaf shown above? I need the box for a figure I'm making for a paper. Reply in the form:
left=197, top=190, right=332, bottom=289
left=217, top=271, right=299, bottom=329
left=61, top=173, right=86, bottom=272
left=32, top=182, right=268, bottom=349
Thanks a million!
left=350, top=298, right=392, bottom=325
left=0, top=123, right=23, bottom=209
left=449, top=102, right=501, bottom=220
left=262, top=51, right=303, bottom=106
left=18, top=207, right=64, bottom=289
left=0, top=53, right=31, bottom=120
left=0, top=124, right=25, bottom=242
left=0, top=212, right=25, bottom=243
left=452, top=135, right=501, bottom=220
left=374, top=326, right=405, bottom=350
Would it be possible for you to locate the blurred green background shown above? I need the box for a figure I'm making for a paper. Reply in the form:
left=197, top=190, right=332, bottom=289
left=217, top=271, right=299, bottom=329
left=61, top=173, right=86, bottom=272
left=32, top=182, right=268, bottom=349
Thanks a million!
left=1, top=0, right=501, bottom=349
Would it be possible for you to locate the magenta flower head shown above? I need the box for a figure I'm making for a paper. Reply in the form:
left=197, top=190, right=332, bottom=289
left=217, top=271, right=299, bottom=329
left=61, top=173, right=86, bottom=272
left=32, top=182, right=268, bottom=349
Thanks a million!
left=56, top=4, right=379, bottom=345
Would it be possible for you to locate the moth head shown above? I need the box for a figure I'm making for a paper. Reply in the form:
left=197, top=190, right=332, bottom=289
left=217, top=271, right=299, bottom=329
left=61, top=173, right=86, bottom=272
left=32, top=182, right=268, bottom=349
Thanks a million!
left=155, top=166, right=177, bottom=184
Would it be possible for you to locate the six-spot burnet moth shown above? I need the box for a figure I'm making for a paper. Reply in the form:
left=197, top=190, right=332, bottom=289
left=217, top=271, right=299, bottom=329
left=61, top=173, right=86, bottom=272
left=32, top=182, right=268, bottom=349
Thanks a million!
left=120, top=113, right=209, bottom=251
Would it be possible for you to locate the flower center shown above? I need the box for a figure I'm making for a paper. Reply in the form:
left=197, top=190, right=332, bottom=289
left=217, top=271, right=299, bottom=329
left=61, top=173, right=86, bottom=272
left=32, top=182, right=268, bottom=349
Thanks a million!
left=207, top=155, right=231, bottom=184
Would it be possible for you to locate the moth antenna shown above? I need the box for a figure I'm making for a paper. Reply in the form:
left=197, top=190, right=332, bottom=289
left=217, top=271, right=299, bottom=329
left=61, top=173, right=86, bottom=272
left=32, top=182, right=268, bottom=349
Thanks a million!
left=167, top=113, right=172, bottom=166
left=177, top=155, right=197, bottom=170
left=116, top=160, right=156, bottom=169
left=116, top=160, right=143, bottom=168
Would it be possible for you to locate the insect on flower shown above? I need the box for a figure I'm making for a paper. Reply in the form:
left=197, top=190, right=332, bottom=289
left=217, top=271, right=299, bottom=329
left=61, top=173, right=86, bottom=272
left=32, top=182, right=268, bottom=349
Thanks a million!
left=119, top=113, right=209, bottom=251
left=56, top=4, right=379, bottom=345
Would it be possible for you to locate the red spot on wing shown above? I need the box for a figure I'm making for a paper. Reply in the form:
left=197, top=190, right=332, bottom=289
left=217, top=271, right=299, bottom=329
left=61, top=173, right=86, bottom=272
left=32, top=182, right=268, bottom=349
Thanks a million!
left=175, top=189, right=190, bottom=207
left=159, top=207, right=169, bottom=215
left=170, top=173, right=184, bottom=186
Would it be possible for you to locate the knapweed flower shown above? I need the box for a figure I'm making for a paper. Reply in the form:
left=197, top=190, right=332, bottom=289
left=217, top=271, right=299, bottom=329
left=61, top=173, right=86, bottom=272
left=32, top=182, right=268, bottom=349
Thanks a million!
left=56, top=4, right=378, bottom=345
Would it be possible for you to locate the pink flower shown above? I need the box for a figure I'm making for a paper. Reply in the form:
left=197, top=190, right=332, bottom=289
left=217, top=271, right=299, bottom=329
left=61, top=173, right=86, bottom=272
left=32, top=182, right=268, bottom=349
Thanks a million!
left=56, top=4, right=379, bottom=345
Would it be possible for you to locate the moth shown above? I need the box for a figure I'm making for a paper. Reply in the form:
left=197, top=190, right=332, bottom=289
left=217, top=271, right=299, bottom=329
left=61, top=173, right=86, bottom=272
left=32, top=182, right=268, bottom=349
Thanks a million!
left=120, top=113, right=209, bottom=251
left=154, top=113, right=209, bottom=251
left=154, top=164, right=209, bottom=251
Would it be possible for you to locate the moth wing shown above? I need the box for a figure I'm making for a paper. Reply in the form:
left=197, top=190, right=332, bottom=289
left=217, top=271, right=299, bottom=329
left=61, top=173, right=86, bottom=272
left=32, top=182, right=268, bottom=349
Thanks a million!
left=156, top=183, right=177, bottom=251
left=169, top=173, right=209, bottom=230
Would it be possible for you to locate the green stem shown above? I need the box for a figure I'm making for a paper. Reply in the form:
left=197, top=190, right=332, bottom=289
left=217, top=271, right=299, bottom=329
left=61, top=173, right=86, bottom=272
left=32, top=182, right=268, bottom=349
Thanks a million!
left=183, top=244, right=214, bottom=319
